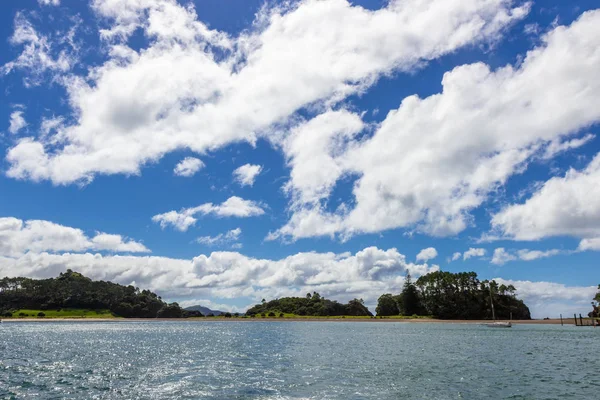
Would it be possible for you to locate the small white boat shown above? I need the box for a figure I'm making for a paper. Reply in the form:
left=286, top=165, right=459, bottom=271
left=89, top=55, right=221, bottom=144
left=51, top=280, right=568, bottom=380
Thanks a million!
left=484, top=321, right=512, bottom=328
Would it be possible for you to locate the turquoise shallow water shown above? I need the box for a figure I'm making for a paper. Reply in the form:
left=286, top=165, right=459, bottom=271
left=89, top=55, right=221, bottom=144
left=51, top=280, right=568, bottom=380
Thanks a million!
left=1, top=321, right=599, bottom=399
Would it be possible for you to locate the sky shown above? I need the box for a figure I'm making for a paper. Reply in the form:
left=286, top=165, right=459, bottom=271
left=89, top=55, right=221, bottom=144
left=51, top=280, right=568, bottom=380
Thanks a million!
left=1, top=0, right=599, bottom=318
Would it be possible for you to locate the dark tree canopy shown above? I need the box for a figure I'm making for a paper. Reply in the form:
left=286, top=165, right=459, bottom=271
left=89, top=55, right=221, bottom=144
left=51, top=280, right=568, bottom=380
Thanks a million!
left=375, top=294, right=399, bottom=316
left=376, top=271, right=531, bottom=320
left=0, top=270, right=202, bottom=318
left=246, top=292, right=373, bottom=317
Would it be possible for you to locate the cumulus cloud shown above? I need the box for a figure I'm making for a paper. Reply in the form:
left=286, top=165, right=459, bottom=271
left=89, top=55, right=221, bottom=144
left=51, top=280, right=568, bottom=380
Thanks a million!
left=0, top=246, right=438, bottom=310
left=152, top=196, right=265, bottom=231
left=38, top=0, right=60, bottom=5
left=273, top=11, right=600, bottom=241
left=5, top=0, right=529, bottom=184
left=416, top=247, right=437, bottom=262
left=197, top=228, right=242, bottom=247
left=0, top=217, right=149, bottom=257
left=494, top=277, right=597, bottom=318
left=0, top=244, right=588, bottom=318
left=174, top=157, right=204, bottom=177
left=8, top=110, right=27, bottom=134
left=233, top=164, right=262, bottom=187
left=451, top=252, right=462, bottom=262
left=491, top=248, right=517, bottom=265
left=463, top=248, right=486, bottom=260
left=491, top=152, right=600, bottom=248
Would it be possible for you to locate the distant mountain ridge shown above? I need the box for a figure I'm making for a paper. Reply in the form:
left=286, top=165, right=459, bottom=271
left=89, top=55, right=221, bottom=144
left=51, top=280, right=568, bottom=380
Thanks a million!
left=184, top=305, right=224, bottom=316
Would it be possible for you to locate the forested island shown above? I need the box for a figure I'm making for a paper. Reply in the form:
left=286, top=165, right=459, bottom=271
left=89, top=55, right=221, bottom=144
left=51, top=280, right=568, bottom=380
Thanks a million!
left=246, top=294, right=373, bottom=317
left=376, top=271, right=531, bottom=319
left=0, top=270, right=201, bottom=318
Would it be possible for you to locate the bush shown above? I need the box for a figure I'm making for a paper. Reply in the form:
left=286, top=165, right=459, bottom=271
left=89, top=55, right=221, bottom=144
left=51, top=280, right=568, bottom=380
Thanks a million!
left=261, top=313, right=266, bottom=318
left=268, top=312, right=276, bottom=317
left=37, top=312, right=46, bottom=318
left=224, top=312, right=232, bottom=318
left=19, top=312, right=27, bottom=317
left=279, top=313, right=284, bottom=318
left=3, top=311, right=12, bottom=317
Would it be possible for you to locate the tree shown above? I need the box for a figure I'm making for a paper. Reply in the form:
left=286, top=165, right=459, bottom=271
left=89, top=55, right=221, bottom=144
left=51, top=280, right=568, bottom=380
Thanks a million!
left=37, top=312, right=46, bottom=317
left=401, top=273, right=423, bottom=316
left=376, top=294, right=399, bottom=316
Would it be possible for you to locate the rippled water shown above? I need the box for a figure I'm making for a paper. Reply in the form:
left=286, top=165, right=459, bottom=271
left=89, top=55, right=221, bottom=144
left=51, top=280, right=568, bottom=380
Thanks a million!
left=1, top=321, right=599, bottom=399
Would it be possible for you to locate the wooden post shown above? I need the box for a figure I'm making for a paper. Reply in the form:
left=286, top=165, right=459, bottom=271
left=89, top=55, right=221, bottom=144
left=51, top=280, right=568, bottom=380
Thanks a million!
left=579, top=314, right=583, bottom=326
left=560, top=314, right=563, bottom=326
left=574, top=314, right=578, bottom=326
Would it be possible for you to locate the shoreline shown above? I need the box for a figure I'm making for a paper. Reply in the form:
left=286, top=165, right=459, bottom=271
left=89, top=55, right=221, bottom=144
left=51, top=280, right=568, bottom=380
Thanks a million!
left=1, top=317, right=574, bottom=325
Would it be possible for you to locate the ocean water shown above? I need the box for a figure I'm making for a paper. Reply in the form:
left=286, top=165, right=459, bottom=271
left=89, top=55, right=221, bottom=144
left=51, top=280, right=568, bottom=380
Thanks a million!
left=1, top=321, right=599, bottom=399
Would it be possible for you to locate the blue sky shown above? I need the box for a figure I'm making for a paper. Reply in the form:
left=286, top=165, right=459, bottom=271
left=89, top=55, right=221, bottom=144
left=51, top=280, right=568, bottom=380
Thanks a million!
left=1, top=0, right=599, bottom=317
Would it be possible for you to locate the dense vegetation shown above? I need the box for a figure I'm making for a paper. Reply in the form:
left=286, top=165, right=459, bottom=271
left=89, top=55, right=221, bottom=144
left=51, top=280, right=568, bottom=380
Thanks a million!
left=246, top=293, right=373, bottom=317
left=377, top=271, right=531, bottom=320
left=0, top=270, right=202, bottom=318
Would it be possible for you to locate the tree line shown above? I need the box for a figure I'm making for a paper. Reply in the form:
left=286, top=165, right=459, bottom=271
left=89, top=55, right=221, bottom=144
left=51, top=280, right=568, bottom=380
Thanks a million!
left=376, top=271, right=531, bottom=319
left=0, top=270, right=202, bottom=318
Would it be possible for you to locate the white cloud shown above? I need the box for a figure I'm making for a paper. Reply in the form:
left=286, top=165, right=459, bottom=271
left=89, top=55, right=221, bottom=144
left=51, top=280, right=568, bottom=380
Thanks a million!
left=0, top=246, right=438, bottom=311
left=463, top=247, right=486, bottom=260
left=491, top=152, right=600, bottom=244
left=494, top=278, right=597, bottom=318
left=0, top=244, right=589, bottom=318
left=491, top=248, right=516, bottom=265
left=0, top=217, right=149, bottom=257
left=273, top=11, right=600, bottom=241
left=233, top=164, right=262, bottom=187
left=491, top=247, right=565, bottom=265
left=5, top=0, right=529, bottom=184
left=39, top=0, right=60, bottom=5
left=197, top=228, right=242, bottom=247
left=1, top=12, right=74, bottom=86
left=451, top=252, right=462, bottom=261
left=174, top=157, right=204, bottom=177
left=578, top=237, right=600, bottom=251
left=152, top=196, right=265, bottom=231
left=151, top=210, right=198, bottom=232
left=516, top=248, right=563, bottom=261
left=9, top=111, right=27, bottom=134
left=416, top=247, right=437, bottom=262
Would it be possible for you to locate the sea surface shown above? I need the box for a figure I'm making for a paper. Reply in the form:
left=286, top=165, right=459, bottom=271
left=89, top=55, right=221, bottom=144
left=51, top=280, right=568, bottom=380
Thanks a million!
left=1, top=321, right=599, bottom=399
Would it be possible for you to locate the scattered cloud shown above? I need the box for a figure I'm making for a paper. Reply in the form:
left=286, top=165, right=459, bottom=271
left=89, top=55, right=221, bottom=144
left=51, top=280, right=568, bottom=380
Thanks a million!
left=8, top=110, right=27, bottom=134
left=416, top=247, right=437, bottom=262
left=451, top=252, right=462, bottom=262
left=197, top=228, right=242, bottom=247
left=174, top=157, right=204, bottom=177
left=152, top=196, right=265, bottom=231
left=38, top=0, right=60, bottom=5
left=233, top=164, right=262, bottom=187
left=491, top=247, right=565, bottom=265
left=5, top=0, right=529, bottom=184
left=1, top=12, right=74, bottom=86
left=463, top=248, right=487, bottom=260
left=0, top=217, right=149, bottom=257
left=491, top=248, right=517, bottom=265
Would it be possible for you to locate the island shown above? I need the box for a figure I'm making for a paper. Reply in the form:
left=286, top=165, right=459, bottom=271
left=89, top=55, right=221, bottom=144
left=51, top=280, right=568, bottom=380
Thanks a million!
left=0, top=269, right=201, bottom=319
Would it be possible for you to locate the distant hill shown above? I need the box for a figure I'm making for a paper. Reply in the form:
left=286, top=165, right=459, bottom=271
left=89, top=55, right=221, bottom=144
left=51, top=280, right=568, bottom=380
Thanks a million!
left=184, top=305, right=224, bottom=316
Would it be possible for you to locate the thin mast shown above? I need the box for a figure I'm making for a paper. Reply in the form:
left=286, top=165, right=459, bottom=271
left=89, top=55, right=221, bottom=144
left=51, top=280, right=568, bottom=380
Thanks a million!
left=489, top=284, right=496, bottom=321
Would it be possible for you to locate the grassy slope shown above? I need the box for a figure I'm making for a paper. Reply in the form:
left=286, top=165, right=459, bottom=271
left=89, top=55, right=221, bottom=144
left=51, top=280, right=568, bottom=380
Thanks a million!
left=7, top=308, right=116, bottom=318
